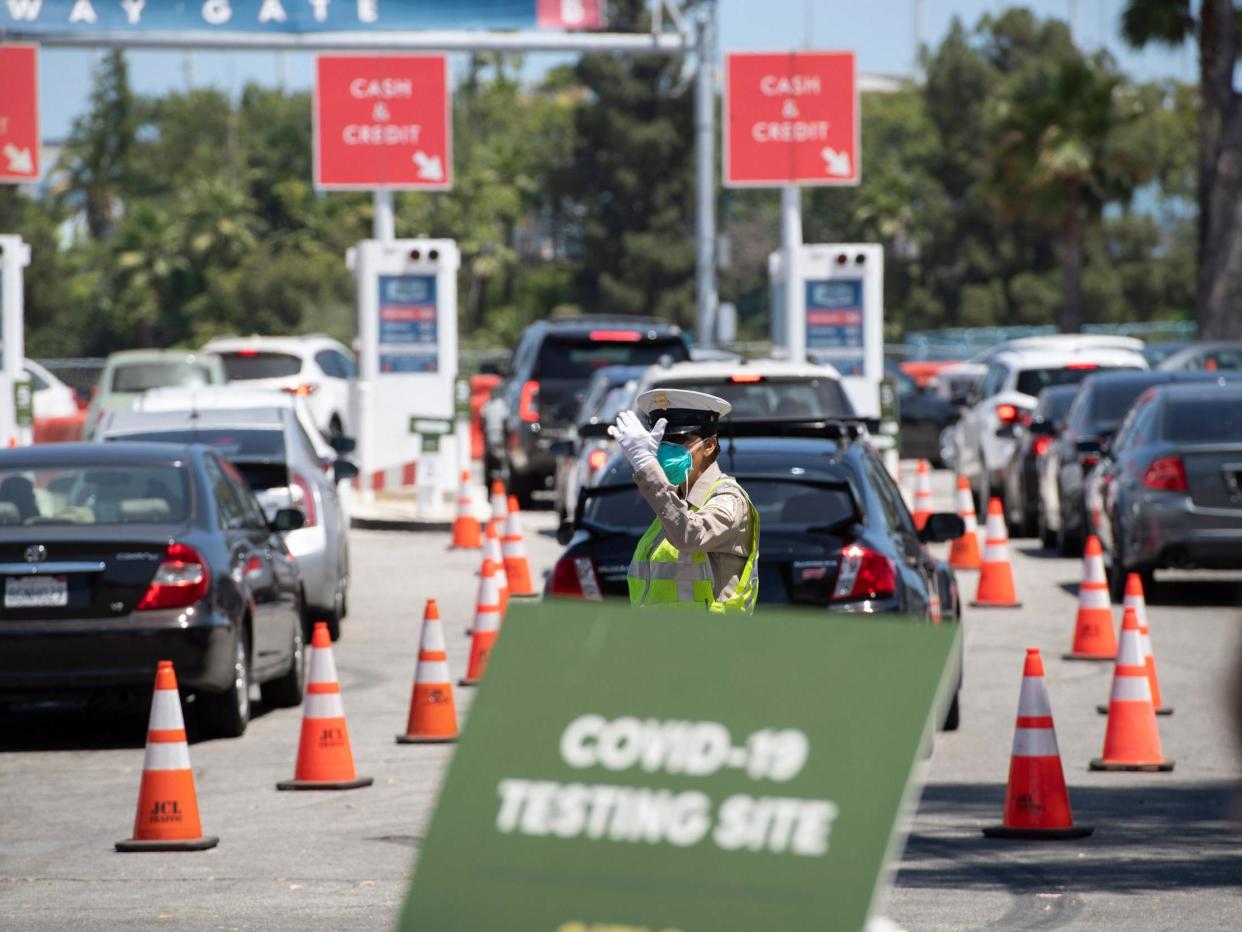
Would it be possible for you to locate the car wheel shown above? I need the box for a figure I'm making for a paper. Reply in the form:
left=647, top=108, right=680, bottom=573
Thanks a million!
left=1108, top=550, right=1129, bottom=603
left=942, top=690, right=961, bottom=732
left=1037, top=503, right=1057, bottom=549
left=196, top=629, right=251, bottom=739
left=507, top=468, right=537, bottom=508
left=260, top=620, right=305, bottom=709
left=974, top=455, right=991, bottom=514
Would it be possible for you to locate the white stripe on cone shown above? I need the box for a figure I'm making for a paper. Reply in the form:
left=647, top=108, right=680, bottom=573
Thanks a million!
left=143, top=741, right=192, bottom=771
left=1012, top=728, right=1060, bottom=757
left=957, top=488, right=978, bottom=531
left=304, top=692, right=346, bottom=718
left=1081, top=553, right=1107, bottom=584
left=307, top=639, right=339, bottom=686
left=1079, top=586, right=1111, bottom=609
left=147, top=688, right=185, bottom=731
left=1017, top=676, right=1053, bottom=717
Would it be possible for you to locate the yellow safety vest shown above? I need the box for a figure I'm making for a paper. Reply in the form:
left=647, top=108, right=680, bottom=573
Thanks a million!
left=627, top=477, right=759, bottom=614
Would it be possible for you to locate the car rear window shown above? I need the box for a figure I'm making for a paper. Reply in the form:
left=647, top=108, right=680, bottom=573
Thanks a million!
left=1161, top=398, right=1242, bottom=443
left=1015, top=366, right=1138, bottom=397
left=108, top=429, right=286, bottom=459
left=1089, top=379, right=1162, bottom=429
left=650, top=378, right=853, bottom=419
left=0, top=465, right=190, bottom=526
left=534, top=336, right=688, bottom=380
left=111, top=362, right=215, bottom=393
left=1036, top=389, right=1078, bottom=422
left=582, top=480, right=855, bottom=534
left=219, top=351, right=303, bottom=380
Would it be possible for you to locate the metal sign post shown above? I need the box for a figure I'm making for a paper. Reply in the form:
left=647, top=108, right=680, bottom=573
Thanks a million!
left=0, top=236, right=31, bottom=446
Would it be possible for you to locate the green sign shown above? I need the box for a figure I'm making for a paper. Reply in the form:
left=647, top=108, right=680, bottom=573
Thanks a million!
left=454, top=376, right=472, bottom=419
left=878, top=376, right=900, bottom=441
left=410, top=417, right=452, bottom=453
left=12, top=380, right=33, bottom=428
left=399, top=600, right=958, bottom=932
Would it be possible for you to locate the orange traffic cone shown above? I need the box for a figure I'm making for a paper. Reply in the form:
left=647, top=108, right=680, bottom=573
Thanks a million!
left=1090, top=606, right=1174, bottom=772
left=912, top=459, right=933, bottom=530
left=277, top=622, right=373, bottom=790
left=450, top=470, right=482, bottom=549
left=116, top=661, right=219, bottom=851
left=971, top=498, right=1022, bottom=608
left=489, top=479, right=508, bottom=535
left=1098, top=574, right=1171, bottom=716
left=484, top=521, right=510, bottom=615
left=502, top=494, right=535, bottom=596
left=983, top=649, right=1093, bottom=840
left=461, top=559, right=503, bottom=687
left=947, top=475, right=982, bottom=570
left=396, top=599, right=458, bottom=744
left=1063, top=536, right=1118, bottom=661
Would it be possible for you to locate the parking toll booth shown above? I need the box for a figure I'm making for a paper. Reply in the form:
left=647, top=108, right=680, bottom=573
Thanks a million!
left=0, top=235, right=30, bottom=447
left=349, top=238, right=460, bottom=512
left=770, top=242, right=884, bottom=418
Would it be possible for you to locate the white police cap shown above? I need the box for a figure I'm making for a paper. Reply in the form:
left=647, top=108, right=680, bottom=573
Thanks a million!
left=636, top=389, right=732, bottom=437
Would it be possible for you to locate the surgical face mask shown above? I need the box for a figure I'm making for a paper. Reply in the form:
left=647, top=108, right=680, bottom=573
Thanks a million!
left=657, top=439, right=702, bottom=486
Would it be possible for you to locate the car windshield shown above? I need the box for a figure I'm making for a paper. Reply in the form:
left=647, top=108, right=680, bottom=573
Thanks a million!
left=0, top=465, right=190, bottom=526
left=650, top=378, right=853, bottom=419
left=111, top=362, right=214, bottom=393
left=535, top=336, right=687, bottom=379
left=219, top=351, right=303, bottom=380
left=1162, top=397, right=1242, bottom=443
left=1036, top=389, right=1078, bottom=422
left=582, top=479, right=855, bottom=534
left=1015, top=366, right=1137, bottom=397
left=109, top=428, right=287, bottom=459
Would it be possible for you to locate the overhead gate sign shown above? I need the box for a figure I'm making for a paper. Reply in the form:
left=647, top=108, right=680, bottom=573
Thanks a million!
left=0, top=45, right=40, bottom=184
left=724, top=51, right=858, bottom=188
left=315, top=55, right=451, bottom=190
left=1, top=1, right=602, bottom=33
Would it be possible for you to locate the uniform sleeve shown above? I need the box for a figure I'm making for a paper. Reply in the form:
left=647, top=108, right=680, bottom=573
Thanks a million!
left=633, top=462, right=751, bottom=556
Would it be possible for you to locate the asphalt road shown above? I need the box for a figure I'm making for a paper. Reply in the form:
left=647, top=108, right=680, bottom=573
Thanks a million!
left=2, top=470, right=1241, bottom=930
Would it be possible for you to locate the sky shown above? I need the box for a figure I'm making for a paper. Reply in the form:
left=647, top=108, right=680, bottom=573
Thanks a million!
left=34, top=0, right=1194, bottom=139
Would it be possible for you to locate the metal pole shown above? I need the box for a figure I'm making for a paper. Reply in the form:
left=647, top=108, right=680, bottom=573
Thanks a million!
left=372, top=190, right=395, bottom=242
left=694, top=9, right=718, bottom=348
left=781, top=185, right=804, bottom=363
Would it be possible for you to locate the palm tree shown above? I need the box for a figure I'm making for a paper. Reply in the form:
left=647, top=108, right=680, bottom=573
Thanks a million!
left=986, top=52, right=1148, bottom=332
left=1121, top=0, right=1238, bottom=338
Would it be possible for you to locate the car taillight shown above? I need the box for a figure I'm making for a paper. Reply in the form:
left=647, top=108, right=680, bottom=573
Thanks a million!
left=586, top=448, right=608, bottom=472
left=136, top=543, right=210, bottom=611
left=237, top=348, right=258, bottom=357
left=1066, top=363, right=1099, bottom=370
left=281, top=383, right=319, bottom=396
left=1079, top=452, right=1099, bottom=469
left=996, top=403, right=1020, bottom=424
left=588, top=330, right=641, bottom=342
left=548, top=556, right=603, bottom=600
left=519, top=380, right=540, bottom=422
left=729, top=373, right=763, bottom=383
left=1143, top=456, right=1187, bottom=492
left=1033, top=435, right=1053, bottom=457
left=291, top=471, right=318, bottom=526
left=832, top=545, right=896, bottom=602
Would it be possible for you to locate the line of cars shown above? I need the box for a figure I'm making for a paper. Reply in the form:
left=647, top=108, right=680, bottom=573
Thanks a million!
left=0, top=358, right=361, bottom=739
left=941, top=334, right=1242, bottom=597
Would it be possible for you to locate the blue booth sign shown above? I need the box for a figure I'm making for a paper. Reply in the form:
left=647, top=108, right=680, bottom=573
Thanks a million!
left=378, top=274, right=438, bottom=374
left=1, top=1, right=591, bottom=35
left=806, top=279, right=865, bottom=377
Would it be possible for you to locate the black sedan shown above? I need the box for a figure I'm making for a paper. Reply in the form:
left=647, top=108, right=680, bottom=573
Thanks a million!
left=1003, top=383, right=1080, bottom=539
left=0, top=442, right=307, bottom=738
left=548, top=420, right=965, bottom=728
left=887, top=363, right=960, bottom=465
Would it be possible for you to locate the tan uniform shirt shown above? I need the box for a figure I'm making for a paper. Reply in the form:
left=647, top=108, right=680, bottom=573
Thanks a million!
left=633, top=459, right=753, bottom=603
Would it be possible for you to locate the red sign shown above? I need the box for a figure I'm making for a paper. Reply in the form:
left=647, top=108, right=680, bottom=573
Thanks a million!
left=537, top=0, right=603, bottom=29
left=314, top=55, right=451, bottom=191
left=724, top=51, right=857, bottom=188
left=0, top=45, right=40, bottom=184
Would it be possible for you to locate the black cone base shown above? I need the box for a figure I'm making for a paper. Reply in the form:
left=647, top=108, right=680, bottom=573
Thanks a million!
left=1096, top=704, right=1172, bottom=716
left=116, top=835, right=219, bottom=852
left=982, top=824, right=1094, bottom=840
left=970, top=601, right=1023, bottom=609
left=1089, top=758, right=1174, bottom=772
left=1063, top=653, right=1114, bottom=662
left=395, top=734, right=457, bottom=744
left=276, top=776, right=374, bottom=791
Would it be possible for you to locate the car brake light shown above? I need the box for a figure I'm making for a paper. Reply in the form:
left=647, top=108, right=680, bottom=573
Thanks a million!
left=1033, top=435, right=1053, bottom=457
left=1079, top=452, right=1099, bottom=468
left=548, top=556, right=603, bottom=600
left=281, top=383, right=319, bottom=397
left=1142, top=456, right=1187, bottom=492
left=519, top=380, right=540, bottom=423
left=1066, top=363, right=1099, bottom=370
left=832, top=545, right=896, bottom=602
left=996, top=403, right=1020, bottom=424
left=237, top=348, right=258, bottom=357
left=588, top=330, right=641, bottom=342
left=729, top=373, right=763, bottom=383
left=136, top=543, right=210, bottom=611
left=291, top=471, right=318, bottom=526
left=586, top=448, right=608, bottom=472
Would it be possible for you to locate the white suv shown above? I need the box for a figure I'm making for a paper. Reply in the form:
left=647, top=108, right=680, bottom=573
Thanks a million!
left=202, top=335, right=357, bottom=440
left=953, top=336, right=1147, bottom=507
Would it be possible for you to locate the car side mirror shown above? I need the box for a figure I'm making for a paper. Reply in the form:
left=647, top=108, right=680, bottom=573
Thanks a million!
left=331, top=435, right=356, bottom=454
left=271, top=508, right=306, bottom=533
left=1076, top=438, right=1102, bottom=456
left=577, top=421, right=613, bottom=440
left=333, top=460, right=360, bottom=483
left=549, top=440, right=575, bottom=457
left=1028, top=419, right=1056, bottom=436
left=556, top=520, right=575, bottom=546
left=480, top=361, right=508, bottom=377
left=919, top=512, right=966, bottom=544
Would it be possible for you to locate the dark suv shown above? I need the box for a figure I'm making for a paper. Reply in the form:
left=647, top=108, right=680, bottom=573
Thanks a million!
left=484, top=317, right=690, bottom=501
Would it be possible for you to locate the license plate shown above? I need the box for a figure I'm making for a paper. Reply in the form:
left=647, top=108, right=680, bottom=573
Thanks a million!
left=5, top=575, right=69, bottom=608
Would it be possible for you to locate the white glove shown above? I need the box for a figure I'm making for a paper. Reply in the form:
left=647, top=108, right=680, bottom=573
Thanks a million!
left=608, top=410, right=666, bottom=471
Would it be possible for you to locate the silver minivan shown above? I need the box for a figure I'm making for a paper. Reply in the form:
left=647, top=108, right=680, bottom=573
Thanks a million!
left=97, top=407, right=356, bottom=639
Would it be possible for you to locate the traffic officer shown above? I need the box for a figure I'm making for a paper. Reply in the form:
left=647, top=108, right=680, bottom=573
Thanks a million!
left=609, top=389, right=759, bottom=613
